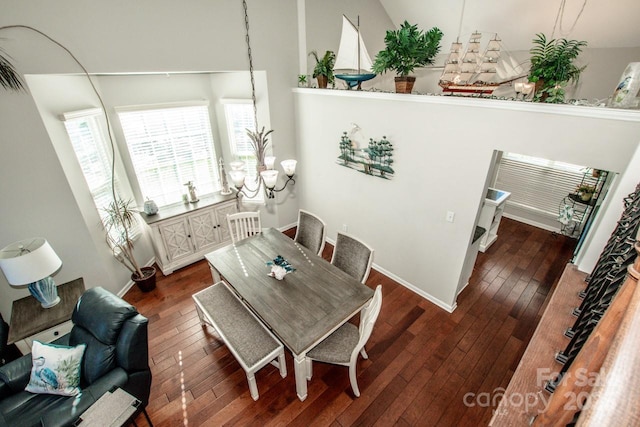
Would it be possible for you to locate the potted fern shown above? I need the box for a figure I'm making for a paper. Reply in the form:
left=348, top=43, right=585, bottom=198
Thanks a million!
left=309, top=50, right=336, bottom=88
left=372, top=21, right=443, bottom=93
left=103, top=198, right=156, bottom=292
left=528, top=33, right=587, bottom=103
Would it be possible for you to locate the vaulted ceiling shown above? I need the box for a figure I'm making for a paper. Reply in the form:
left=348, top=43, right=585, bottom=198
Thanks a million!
left=379, top=0, right=640, bottom=52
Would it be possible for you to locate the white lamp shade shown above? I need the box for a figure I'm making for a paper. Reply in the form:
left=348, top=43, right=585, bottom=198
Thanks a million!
left=264, top=156, right=276, bottom=170
left=229, top=161, right=246, bottom=171
left=281, top=159, right=297, bottom=176
left=260, top=170, right=279, bottom=189
left=229, top=170, right=247, bottom=188
left=0, top=238, right=62, bottom=286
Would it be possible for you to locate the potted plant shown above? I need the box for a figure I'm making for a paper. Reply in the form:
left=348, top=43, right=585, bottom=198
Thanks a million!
left=103, top=198, right=156, bottom=292
left=297, top=74, right=308, bottom=88
left=309, top=50, right=335, bottom=88
left=576, top=183, right=596, bottom=202
left=372, top=21, right=443, bottom=94
left=0, top=47, right=24, bottom=91
left=527, top=33, right=587, bottom=103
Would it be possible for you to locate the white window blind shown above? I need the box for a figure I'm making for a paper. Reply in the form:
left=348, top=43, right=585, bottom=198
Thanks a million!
left=63, top=109, right=140, bottom=240
left=117, top=103, right=220, bottom=207
left=223, top=101, right=263, bottom=202
left=495, top=153, right=592, bottom=217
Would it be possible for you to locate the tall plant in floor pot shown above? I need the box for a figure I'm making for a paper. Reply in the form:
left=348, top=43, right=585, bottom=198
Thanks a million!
left=527, top=33, right=587, bottom=103
left=0, top=48, right=24, bottom=91
left=103, top=199, right=156, bottom=292
left=372, top=21, right=443, bottom=94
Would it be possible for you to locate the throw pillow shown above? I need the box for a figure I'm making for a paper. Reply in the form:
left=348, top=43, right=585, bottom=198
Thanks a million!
left=25, top=340, right=86, bottom=396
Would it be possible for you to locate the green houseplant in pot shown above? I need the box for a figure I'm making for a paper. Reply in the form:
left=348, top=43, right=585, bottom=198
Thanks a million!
left=528, top=33, right=587, bottom=103
left=309, top=50, right=336, bottom=89
left=0, top=47, right=24, bottom=91
left=372, top=21, right=443, bottom=94
left=103, top=198, right=156, bottom=292
left=576, top=183, right=596, bottom=203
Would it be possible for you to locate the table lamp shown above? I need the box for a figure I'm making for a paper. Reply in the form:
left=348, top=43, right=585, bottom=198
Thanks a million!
left=0, top=238, right=63, bottom=308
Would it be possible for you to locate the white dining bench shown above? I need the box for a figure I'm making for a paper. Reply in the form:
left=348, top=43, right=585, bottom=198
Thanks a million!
left=192, top=281, right=287, bottom=400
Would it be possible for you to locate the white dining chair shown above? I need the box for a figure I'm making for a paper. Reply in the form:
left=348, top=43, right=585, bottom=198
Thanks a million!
left=227, top=211, right=262, bottom=244
left=331, top=232, right=374, bottom=284
left=305, top=284, right=383, bottom=397
left=293, top=209, right=326, bottom=256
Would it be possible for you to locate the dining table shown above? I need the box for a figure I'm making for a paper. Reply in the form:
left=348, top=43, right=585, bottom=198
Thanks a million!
left=204, top=227, right=374, bottom=401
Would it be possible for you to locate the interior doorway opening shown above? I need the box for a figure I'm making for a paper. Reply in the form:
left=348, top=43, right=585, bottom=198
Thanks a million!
left=488, top=150, right=614, bottom=259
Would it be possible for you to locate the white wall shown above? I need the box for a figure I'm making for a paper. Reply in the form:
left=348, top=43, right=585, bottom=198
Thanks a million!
left=294, top=89, right=640, bottom=310
left=0, top=0, right=300, bottom=319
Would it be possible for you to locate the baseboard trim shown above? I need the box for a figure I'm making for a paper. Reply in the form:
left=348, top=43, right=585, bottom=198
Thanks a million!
left=503, top=213, right=561, bottom=233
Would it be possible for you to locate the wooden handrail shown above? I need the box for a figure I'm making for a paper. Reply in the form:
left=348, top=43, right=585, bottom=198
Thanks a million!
left=533, top=243, right=640, bottom=425
left=574, top=242, right=640, bottom=426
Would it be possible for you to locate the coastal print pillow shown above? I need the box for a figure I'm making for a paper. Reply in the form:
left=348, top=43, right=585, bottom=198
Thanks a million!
left=25, top=340, right=86, bottom=396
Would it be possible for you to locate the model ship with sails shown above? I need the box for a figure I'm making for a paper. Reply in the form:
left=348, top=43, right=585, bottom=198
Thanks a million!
left=334, top=15, right=376, bottom=90
left=439, top=31, right=524, bottom=95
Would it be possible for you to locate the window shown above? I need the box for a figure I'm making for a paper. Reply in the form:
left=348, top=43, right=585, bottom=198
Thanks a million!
left=117, top=102, right=220, bottom=207
left=495, top=152, right=592, bottom=218
left=62, top=108, right=139, bottom=240
left=222, top=101, right=263, bottom=202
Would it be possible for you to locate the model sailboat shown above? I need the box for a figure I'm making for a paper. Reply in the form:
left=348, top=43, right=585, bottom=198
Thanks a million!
left=439, top=32, right=523, bottom=95
left=334, top=15, right=376, bottom=90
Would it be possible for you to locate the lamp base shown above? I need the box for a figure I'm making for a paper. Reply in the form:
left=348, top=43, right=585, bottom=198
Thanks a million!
left=28, top=276, right=61, bottom=309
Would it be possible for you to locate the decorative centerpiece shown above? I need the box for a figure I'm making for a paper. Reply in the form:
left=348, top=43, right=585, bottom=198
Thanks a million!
left=266, top=255, right=295, bottom=280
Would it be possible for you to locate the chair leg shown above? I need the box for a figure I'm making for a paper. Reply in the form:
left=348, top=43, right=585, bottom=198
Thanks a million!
left=306, top=357, right=313, bottom=380
left=360, top=347, right=368, bottom=359
left=278, top=351, right=287, bottom=378
left=247, top=373, right=259, bottom=401
left=349, top=363, right=360, bottom=397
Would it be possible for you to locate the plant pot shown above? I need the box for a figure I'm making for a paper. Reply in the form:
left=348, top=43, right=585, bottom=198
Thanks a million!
left=132, top=266, right=156, bottom=292
left=395, top=76, right=416, bottom=94
left=580, top=192, right=592, bottom=202
left=317, top=75, right=328, bottom=89
left=533, top=79, right=550, bottom=102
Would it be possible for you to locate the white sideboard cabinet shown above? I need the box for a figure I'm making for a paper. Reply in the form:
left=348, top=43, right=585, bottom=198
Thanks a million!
left=142, top=194, right=237, bottom=275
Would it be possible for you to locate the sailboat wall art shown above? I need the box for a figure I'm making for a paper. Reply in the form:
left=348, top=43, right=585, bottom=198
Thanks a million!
left=439, top=32, right=524, bottom=96
left=334, top=15, right=376, bottom=90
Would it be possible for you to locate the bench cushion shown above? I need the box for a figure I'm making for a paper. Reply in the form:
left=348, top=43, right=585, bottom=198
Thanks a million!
left=193, top=283, right=281, bottom=368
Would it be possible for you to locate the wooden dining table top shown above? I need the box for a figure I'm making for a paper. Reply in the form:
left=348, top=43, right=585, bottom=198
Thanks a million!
left=205, top=228, right=374, bottom=355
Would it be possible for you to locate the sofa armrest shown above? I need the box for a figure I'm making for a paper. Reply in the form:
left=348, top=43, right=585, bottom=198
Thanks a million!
left=116, top=314, right=149, bottom=372
left=0, top=353, right=32, bottom=393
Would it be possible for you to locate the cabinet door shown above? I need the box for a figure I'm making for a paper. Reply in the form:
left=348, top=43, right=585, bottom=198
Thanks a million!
left=158, top=217, right=195, bottom=262
left=213, top=201, right=237, bottom=243
left=188, top=208, right=220, bottom=252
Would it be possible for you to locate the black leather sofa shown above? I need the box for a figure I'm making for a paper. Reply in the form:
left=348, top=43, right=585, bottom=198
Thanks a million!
left=0, top=287, right=151, bottom=427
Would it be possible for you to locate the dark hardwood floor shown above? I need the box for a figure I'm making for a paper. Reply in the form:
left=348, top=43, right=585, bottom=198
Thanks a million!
left=124, top=218, right=576, bottom=426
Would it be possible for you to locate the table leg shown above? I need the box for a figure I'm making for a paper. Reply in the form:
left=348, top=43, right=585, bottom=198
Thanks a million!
left=294, top=353, right=308, bottom=401
left=209, top=263, right=221, bottom=283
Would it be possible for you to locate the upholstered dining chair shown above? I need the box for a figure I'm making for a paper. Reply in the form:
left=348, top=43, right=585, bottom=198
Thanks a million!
left=305, top=284, right=383, bottom=397
left=293, top=209, right=326, bottom=256
left=227, top=211, right=262, bottom=244
left=331, top=232, right=374, bottom=284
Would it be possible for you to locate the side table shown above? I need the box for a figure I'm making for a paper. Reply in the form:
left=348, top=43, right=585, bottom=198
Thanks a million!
left=8, top=277, right=85, bottom=354
left=74, top=386, right=153, bottom=427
